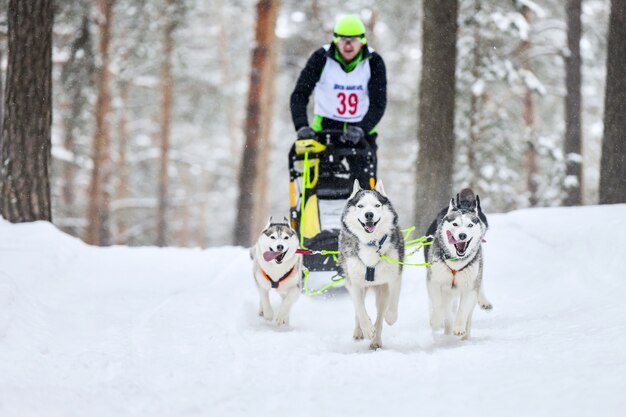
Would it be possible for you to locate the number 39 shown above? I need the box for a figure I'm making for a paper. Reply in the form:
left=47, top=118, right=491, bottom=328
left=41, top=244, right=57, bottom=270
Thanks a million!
left=337, top=92, right=358, bottom=115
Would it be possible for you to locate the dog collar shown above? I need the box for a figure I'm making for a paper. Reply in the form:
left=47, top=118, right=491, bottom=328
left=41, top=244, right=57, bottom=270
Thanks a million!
left=366, top=234, right=388, bottom=254
left=261, top=265, right=296, bottom=289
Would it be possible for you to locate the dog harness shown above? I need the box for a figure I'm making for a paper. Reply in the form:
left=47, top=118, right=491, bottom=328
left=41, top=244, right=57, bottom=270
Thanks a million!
left=450, top=269, right=459, bottom=288
left=365, top=234, right=388, bottom=282
left=261, top=266, right=296, bottom=289
left=442, top=255, right=472, bottom=289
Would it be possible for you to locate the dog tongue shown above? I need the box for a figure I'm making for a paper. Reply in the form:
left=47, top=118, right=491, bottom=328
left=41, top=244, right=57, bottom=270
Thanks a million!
left=446, top=230, right=461, bottom=245
left=365, top=223, right=376, bottom=233
left=263, top=251, right=282, bottom=262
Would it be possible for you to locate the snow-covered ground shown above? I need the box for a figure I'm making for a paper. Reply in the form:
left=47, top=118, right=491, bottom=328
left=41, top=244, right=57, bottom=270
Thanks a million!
left=1, top=204, right=625, bottom=417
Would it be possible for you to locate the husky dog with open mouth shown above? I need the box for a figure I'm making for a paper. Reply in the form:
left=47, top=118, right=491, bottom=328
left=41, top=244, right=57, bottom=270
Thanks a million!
left=250, top=217, right=303, bottom=326
left=425, top=196, right=489, bottom=339
left=339, top=180, right=404, bottom=350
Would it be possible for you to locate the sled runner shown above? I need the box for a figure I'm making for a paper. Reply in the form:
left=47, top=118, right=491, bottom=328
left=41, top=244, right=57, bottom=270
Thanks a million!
left=288, top=129, right=376, bottom=293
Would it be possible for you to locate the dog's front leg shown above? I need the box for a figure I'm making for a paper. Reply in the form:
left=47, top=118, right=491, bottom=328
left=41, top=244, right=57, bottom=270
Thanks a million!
left=275, top=286, right=300, bottom=327
left=256, top=284, right=273, bottom=321
left=385, top=277, right=401, bottom=326
left=453, top=291, right=477, bottom=339
left=346, top=284, right=374, bottom=340
left=477, top=286, right=493, bottom=310
left=427, top=279, right=445, bottom=332
left=352, top=314, right=364, bottom=340
left=370, top=284, right=390, bottom=350
left=443, top=292, right=456, bottom=335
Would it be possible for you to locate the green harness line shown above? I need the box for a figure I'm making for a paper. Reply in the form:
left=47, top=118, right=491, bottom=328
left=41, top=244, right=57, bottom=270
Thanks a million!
left=297, top=151, right=431, bottom=295
left=380, top=228, right=432, bottom=267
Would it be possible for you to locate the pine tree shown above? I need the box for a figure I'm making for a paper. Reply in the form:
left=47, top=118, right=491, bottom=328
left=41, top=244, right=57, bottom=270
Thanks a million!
left=86, top=0, right=115, bottom=246
left=234, top=0, right=280, bottom=246
left=564, top=0, right=583, bottom=206
left=414, top=0, right=459, bottom=233
left=599, top=0, right=626, bottom=203
left=0, top=0, right=53, bottom=222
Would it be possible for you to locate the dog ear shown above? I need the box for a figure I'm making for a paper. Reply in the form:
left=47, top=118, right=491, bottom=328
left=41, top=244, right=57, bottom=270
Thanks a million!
left=475, top=195, right=481, bottom=214
left=349, top=179, right=362, bottom=199
left=374, top=179, right=387, bottom=196
left=282, top=216, right=289, bottom=224
left=446, top=198, right=455, bottom=214
left=265, top=216, right=273, bottom=229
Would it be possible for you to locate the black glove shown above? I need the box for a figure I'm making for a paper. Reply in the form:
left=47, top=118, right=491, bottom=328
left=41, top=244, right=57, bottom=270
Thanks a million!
left=341, top=126, right=364, bottom=145
left=296, top=126, right=317, bottom=139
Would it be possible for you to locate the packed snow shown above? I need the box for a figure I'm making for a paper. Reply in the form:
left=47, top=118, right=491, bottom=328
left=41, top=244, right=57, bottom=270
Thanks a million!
left=1, top=204, right=625, bottom=417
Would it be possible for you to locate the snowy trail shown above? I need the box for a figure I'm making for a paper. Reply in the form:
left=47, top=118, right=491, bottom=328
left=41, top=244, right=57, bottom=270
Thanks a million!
left=1, top=205, right=625, bottom=417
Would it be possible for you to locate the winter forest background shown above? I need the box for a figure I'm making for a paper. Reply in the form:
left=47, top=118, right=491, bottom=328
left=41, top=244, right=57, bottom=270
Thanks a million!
left=0, top=0, right=624, bottom=248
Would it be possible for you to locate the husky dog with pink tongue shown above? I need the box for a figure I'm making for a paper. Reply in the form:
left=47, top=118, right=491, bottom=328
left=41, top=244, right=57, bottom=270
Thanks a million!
left=425, top=191, right=491, bottom=340
left=250, top=217, right=303, bottom=326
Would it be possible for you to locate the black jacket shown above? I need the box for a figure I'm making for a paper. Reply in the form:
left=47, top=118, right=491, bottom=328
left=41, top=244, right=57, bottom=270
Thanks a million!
left=290, top=43, right=387, bottom=135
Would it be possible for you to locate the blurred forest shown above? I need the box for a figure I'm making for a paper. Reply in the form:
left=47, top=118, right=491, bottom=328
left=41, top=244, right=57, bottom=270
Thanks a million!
left=0, top=0, right=622, bottom=247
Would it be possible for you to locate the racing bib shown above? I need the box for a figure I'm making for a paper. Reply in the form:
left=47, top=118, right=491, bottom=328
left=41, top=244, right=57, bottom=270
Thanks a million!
left=314, top=46, right=371, bottom=122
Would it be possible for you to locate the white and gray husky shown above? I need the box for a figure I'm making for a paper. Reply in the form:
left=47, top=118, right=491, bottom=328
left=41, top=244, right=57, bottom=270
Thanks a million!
left=339, top=180, right=404, bottom=350
left=250, top=217, right=303, bottom=326
left=425, top=191, right=492, bottom=340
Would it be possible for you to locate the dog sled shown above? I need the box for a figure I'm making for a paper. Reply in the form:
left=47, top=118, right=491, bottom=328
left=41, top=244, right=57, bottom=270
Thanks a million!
left=288, top=129, right=376, bottom=294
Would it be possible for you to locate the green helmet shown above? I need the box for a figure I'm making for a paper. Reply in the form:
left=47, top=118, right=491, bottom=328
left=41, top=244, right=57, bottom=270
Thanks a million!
left=333, top=15, right=366, bottom=38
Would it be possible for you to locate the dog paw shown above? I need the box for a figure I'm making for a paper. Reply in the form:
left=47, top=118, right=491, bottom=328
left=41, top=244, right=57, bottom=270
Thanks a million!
left=479, top=301, right=493, bottom=310
left=453, top=327, right=467, bottom=337
left=369, top=340, right=382, bottom=350
left=353, top=326, right=364, bottom=340
left=275, top=314, right=289, bottom=327
left=360, top=321, right=375, bottom=340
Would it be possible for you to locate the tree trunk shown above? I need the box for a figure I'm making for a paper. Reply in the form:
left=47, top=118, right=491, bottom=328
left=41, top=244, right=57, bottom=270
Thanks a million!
left=233, top=0, right=280, bottom=246
left=0, top=0, right=53, bottom=222
left=564, top=0, right=583, bottom=206
left=0, top=48, right=4, bottom=136
left=156, top=0, right=175, bottom=247
left=521, top=6, right=538, bottom=207
left=252, top=29, right=279, bottom=236
left=116, top=82, right=129, bottom=244
left=61, top=15, right=93, bottom=235
left=414, top=0, right=459, bottom=234
left=599, top=0, right=626, bottom=203
left=86, top=0, right=115, bottom=245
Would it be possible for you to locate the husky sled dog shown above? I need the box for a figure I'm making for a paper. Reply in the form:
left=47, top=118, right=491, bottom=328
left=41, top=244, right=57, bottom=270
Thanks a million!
left=425, top=189, right=491, bottom=340
left=339, top=180, right=404, bottom=350
left=251, top=217, right=303, bottom=326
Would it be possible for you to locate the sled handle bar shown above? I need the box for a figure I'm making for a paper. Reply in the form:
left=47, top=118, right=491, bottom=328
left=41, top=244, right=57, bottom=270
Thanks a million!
left=305, top=129, right=372, bottom=152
